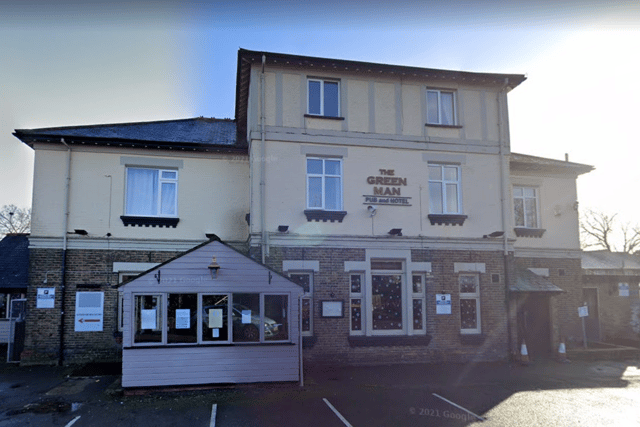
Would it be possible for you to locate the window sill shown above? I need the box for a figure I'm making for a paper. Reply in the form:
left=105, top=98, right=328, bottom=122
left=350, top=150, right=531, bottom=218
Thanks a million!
left=304, top=114, right=345, bottom=121
left=428, top=214, right=467, bottom=226
left=120, top=216, right=180, bottom=228
left=348, top=335, right=432, bottom=347
left=459, top=333, right=485, bottom=345
left=514, top=227, right=546, bottom=238
left=125, top=342, right=296, bottom=350
left=425, top=123, right=462, bottom=129
left=304, top=210, right=347, bottom=223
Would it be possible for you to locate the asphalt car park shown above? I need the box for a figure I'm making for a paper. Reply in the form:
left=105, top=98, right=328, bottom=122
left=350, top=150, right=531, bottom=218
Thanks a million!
left=1, top=358, right=639, bottom=426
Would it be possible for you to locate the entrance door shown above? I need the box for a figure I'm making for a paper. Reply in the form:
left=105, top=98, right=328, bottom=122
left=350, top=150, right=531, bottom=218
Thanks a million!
left=582, top=288, right=600, bottom=342
left=7, top=299, right=26, bottom=362
left=518, top=294, right=552, bottom=358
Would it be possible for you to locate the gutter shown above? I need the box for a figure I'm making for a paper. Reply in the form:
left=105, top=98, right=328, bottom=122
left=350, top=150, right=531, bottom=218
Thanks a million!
left=59, top=138, right=71, bottom=365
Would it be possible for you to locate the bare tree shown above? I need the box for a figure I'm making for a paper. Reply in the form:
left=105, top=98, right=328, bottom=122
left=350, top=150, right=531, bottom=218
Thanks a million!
left=580, top=209, right=640, bottom=253
left=0, top=204, right=31, bottom=237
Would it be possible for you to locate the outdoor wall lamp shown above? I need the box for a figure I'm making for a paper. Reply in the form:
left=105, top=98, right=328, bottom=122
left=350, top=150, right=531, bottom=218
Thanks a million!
left=367, top=205, right=377, bottom=217
left=278, top=225, right=289, bottom=233
left=388, top=228, right=402, bottom=236
left=483, top=231, right=504, bottom=238
left=208, top=256, right=221, bottom=279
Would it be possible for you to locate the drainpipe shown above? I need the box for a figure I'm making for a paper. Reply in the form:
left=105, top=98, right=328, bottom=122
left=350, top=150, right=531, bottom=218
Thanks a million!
left=59, top=138, right=72, bottom=365
left=298, top=293, right=304, bottom=387
left=497, top=79, right=513, bottom=359
left=260, top=54, right=268, bottom=264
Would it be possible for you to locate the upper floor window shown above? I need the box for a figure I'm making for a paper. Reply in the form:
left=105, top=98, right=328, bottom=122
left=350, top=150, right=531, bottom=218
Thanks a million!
left=307, top=158, right=343, bottom=211
left=308, top=78, right=340, bottom=117
left=428, top=164, right=461, bottom=214
left=513, top=186, right=539, bottom=228
left=427, top=89, right=456, bottom=125
left=125, top=167, right=177, bottom=217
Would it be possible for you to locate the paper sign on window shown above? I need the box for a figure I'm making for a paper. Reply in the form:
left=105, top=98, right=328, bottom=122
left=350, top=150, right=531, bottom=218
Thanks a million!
left=242, top=310, right=251, bottom=324
left=208, top=308, right=223, bottom=329
left=175, top=309, right=190, bottom=329
left=142, top=309, right=157, bottom=329
left=212, top=329, right=220, bottom=338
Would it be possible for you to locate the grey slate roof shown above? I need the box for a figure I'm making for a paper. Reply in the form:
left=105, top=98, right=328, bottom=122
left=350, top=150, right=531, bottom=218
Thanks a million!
left=0, top=234, right=29, bottom=289
left=511, top=266, right=564, bottom=293
left=14, top=117, right=242, bottom=151
left=510, top=153, right=593, bottom=175
left=582, top=251, right=640, bottom=271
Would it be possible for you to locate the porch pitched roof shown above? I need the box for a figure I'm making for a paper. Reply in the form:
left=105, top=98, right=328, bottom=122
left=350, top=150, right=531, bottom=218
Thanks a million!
left=511, top=267, right=564, bottom=293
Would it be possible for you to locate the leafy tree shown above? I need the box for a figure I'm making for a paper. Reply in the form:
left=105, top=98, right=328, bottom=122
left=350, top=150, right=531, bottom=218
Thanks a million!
left=580, top=209, right=640, bottom=253
left=0, top=204, right=31, bottom=237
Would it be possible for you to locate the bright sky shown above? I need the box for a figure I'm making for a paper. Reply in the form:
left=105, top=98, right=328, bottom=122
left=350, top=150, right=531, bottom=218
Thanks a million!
left=1, top=1, right=639, bottom=230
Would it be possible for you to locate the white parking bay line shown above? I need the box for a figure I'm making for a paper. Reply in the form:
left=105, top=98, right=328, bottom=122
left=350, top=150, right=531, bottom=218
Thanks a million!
left=210, top=404, right=217, bottom=427
left=65, top=416, right=81, bottom=427
left=432, top=393, right=486, bottom=422
left=323, top=398, right=353, bottom=427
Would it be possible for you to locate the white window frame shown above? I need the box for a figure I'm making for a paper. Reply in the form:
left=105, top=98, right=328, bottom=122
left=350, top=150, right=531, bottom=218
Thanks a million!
left=369, top=261, right=405, bottom=336
left=288, top=272, right=314, bottom=337
left=307, top=78, right=340, bottom=117
left=349, top=272, right=365, bottom=336
left=131, top=292, right=292, bottom=346
left=411, top=273, right=426, bottom=332
left=426, top=88, right=457, bottom=125
left=306, top=157, right=343, bottom=211
left=117, top=270, right=153, bottom=333
left=428, top=164, right=462, bottom=214
left=132, top=293, right=164, bottom=346
left=513, top=186, right=540, bottom=228
left=459, top=274, right=481, bottom=335
left=200, top=293, right=231, bottom=344
left=124, top=167, right=178, bottom=217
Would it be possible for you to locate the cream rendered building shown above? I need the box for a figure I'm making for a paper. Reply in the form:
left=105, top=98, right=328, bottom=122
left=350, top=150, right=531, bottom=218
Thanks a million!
left=237, top=49, right=591, bottom=363
left=13, top=49, right=592, bottom=367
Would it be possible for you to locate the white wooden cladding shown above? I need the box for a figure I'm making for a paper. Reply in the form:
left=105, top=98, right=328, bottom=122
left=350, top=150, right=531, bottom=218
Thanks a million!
left=120, top=241, right=303, bottom=387
left=122, top=345, right=299, bottom=387
left=121, top=241, right=296, bottom=292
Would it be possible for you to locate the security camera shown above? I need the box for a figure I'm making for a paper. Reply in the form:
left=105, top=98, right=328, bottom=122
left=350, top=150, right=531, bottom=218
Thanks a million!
left=367, top=205, right=377, bottom=217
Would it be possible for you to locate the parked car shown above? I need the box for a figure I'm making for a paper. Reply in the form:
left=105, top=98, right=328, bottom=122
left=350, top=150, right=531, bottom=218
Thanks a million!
left=202, top=303, right=280, bottom=341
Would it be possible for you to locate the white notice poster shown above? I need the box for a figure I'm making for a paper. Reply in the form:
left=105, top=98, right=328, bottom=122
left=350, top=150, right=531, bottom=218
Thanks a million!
left=212, top=329, right=220, bottom=338
left=142, top=309, right=157, bottom=329
left=176, top=309, right=190, bottom=329
left=208, top=308, right=223, bottom=328
left=242, top=310, right=251, bottom=324
left=436, top=294, right=452, bottom=314
left=37, top=288, right=55, bottom=309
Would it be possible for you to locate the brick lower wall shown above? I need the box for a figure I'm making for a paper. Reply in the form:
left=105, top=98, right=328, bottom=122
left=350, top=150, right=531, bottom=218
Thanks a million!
left=583, top=275, right=640, bottom=343
left=514, top=257, right=583, bottom=347
left=22, top=248, right=182, bottom=365
left=260, top=245, right=510, bottom=365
